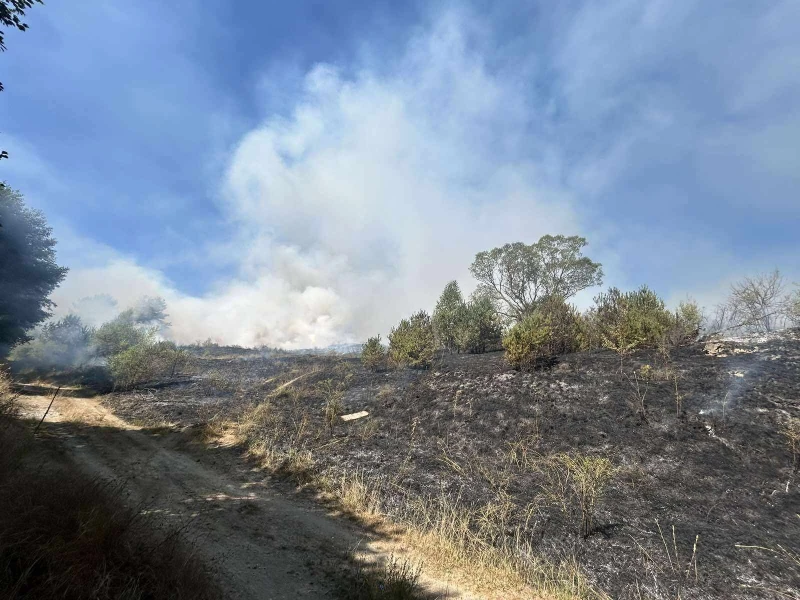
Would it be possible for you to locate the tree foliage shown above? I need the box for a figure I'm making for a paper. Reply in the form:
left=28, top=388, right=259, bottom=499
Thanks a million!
left=0, top=185, right=68, bottom=355
left=361, top=335, right=387, bottom=371
left=503, top=296, right=583, bottom=369
left=93, top=318, right=152, bottom=359
left=9, top=314, right=95, bottom=371
left=455, top=293, right=503, bottom=354
left=388, top=310, right=435, bottom=369
left=585, top=286, right=699, bottom=353
left=432, top=281, right=465, bottom=352
left=109, top=340, right=189, bottom=390
left=470, top=235, right=602, bottom=321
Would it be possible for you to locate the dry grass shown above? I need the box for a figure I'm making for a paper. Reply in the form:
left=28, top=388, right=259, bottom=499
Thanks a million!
left=0, top=373, right=220, bottom=600
left=223, top=363, right=607, bottom=599
left=338, top=554, right=429, bottom=600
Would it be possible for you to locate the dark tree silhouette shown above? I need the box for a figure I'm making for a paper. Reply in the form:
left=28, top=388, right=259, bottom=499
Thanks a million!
left=0, top=184, right=68, bottom=355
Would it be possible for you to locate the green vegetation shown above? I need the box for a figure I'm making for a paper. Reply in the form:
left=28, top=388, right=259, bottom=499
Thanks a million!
left=388, top=310, right=435, bottom=369
left=0, top=185, right=68, bottom=355
left=470, top=235, right=603, bottom=321
left=503, top=296, right=583, bottom=369
left=432, top=280, right=465, bottom=352
left=361, top=335, right=388, bottom=371
left=8, top=314, right=94, bottom=371
left=108, top=340, right=189, bottom=390
left=586, top=286, right=701, bottom=354
left=455, top=292, right=503, bottom=354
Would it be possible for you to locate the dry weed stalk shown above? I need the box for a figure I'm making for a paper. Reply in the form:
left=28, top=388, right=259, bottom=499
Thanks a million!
left=630, top=521, right=700, bottom=599
left=538, top=452, right=617, bottom=537
left=779, top=417, right=800, bottom=472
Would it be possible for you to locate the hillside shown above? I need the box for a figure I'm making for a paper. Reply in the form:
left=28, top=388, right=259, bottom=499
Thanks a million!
left=99, top=329, right=800, bottom=598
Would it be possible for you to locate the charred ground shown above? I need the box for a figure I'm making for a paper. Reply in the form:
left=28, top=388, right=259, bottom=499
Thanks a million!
left=103, top=331, right=800, bottom=599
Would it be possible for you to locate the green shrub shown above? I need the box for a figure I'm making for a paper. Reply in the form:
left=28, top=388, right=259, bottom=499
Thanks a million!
left=361, top=335, right=387, bottom=371
left=503, top=312, right=552, bottom=369
left=93, top=318, right=151, bottom=358
left=108, top=340, right=189, bottom=390
left=503, top=297, right=582, bottom=368
left=590, top=286, right=674, bottom=353
left=388, top=311, right=435, bottom=369
left=672, top=300, right=703, bottom=344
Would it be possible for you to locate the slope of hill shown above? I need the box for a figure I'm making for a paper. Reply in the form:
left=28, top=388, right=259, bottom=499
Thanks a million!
left=104, top=329, right=800, bottom=599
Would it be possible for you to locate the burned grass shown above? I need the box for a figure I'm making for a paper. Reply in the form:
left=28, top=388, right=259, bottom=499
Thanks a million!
left=104, top=330, right=800, bottom=599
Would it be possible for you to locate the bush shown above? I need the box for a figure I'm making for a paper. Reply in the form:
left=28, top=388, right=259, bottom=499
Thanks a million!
left=503, top=297, right=582, bottom=369
left=8, top=314, right=95, bottom=372
left=108, top=340, right=189, bottom=390
left=361, top=335, right=388, bottom=371
left=389, top=311, right=435, bottom=369
left=590, top=286, right=675, bottom=353
left=539, top=453, right=617, bottom=537
left=93, top=318, right=151, bottom=358
left=454, top=294, right=503, bottom=354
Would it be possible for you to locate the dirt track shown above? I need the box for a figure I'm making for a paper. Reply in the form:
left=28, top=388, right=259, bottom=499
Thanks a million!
left=19, top=394, right=463, bottom=600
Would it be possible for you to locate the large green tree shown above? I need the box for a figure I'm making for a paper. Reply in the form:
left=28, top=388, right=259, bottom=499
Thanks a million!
left=0, top=185, right=68, bottom=355
left=469, top=234, right=603, bottom=321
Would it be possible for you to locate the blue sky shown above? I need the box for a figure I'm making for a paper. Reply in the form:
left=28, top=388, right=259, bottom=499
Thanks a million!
left=2, top=0, right=799, bottom=347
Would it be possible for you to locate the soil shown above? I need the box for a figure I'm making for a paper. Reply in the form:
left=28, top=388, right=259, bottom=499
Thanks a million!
left=18, top=394, right=469, bottom=600
left=102, top=330, right=800, bottom=599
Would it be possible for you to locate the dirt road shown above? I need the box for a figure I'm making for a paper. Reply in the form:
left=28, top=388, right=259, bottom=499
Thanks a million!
left=19, top=394, right=462, bottom=600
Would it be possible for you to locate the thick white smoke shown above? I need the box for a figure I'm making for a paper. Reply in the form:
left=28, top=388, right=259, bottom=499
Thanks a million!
left=52, top=13, right=580, bottom=348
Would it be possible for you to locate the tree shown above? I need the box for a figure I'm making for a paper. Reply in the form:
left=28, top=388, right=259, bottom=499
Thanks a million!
left=361, top=335, right=387, bottom=371
left=502, top=296, right=582, bottom=369
left=0, top=185, right=68, bottom=355
left=9, top=314, right=95, bottom=371
left=118, top=296, right=170, bottom=331
left=432, top=281, right=466, bottom=352
left=1, top=0, right=44, bottom=160
left=726, top=270, right=787, bottom=333
left=388, top=310, right=435, bottom=369
left=93, top=318, right=152, bottom=358
left=455, top=292, right=503, bottom=354
left=470, top=235, right=603, bottom=321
